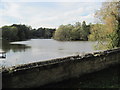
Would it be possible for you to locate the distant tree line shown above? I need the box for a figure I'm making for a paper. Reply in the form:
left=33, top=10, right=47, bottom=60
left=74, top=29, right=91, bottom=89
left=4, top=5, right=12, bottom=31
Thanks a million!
left=1, top=0, right=120, bottom=50
left=53, top=21, right=91, bottom=41
left=1, top=24, right=56, bottom=42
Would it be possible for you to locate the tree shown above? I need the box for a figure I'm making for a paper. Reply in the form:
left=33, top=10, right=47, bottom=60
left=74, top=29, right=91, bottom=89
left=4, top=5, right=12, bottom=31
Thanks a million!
left=71, top=22, right=81, bottom=40
left=90, top=1, right=120, bottom=49
left=2, top=26, right=11, bottom=41
left=89, top=24, right=105, bottom=41
left=2, top=24, right=56, bottom=42
left=54, top=24, right=74, bottom=41
left=70, top=28, right=80, bottom=40
left=10, top=26, right=19, bottom=41
left=81, top=21, right=90, bottom=41
left=54, top=22, right=91, bottom=41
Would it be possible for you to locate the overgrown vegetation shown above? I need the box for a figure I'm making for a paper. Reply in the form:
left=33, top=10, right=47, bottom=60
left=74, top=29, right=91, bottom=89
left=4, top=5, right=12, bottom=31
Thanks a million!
left=1, top=24, right=55, bottom=42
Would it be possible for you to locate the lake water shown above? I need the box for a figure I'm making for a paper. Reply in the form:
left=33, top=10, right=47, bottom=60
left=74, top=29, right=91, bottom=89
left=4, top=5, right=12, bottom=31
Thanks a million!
left=0, top=39, right=100, bottom=67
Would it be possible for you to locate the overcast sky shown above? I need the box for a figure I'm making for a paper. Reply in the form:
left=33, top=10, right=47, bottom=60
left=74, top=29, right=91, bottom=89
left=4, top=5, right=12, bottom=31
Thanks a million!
left=0, top=1, right=104, bottom=28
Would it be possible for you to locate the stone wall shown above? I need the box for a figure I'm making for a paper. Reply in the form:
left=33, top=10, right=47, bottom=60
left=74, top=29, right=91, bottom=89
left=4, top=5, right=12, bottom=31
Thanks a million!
left=2, top=48, right=120, bottom=88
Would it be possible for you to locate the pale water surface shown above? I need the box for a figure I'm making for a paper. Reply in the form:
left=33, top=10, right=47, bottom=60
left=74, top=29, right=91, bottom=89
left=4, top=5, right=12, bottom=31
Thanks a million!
left=0, top=39, right=100, bottom=67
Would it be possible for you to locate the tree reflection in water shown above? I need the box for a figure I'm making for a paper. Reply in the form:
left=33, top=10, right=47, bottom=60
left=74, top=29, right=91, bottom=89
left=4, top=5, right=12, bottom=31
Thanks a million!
left=1, top=40, right=31, bottom=52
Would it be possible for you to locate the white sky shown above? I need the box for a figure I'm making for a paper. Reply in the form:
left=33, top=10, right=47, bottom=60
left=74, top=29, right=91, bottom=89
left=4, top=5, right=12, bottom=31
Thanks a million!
left=1, top=0, right=108, bottom=2
left=0, top=1, right=104, bottom=28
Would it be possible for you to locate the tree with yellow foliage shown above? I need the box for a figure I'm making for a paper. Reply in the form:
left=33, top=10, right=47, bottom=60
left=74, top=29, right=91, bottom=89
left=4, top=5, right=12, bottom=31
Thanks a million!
left=89, top=1, right=120, bottom=49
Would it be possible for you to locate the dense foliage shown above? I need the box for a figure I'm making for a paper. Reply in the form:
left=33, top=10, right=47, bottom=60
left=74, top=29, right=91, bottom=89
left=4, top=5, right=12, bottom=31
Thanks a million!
left=1, top=24, right=55, bottom=42
left=89, top=1, right=120, bottom=49
left=53, top=21, right=90, bottom=41
left=54, top=1, right=120, bottom=49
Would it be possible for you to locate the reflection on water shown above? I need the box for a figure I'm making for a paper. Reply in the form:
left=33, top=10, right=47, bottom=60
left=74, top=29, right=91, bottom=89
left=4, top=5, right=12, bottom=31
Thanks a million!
left=0, top=39, right=100, bottom=67
left=1, top=40, right=31, bottom=52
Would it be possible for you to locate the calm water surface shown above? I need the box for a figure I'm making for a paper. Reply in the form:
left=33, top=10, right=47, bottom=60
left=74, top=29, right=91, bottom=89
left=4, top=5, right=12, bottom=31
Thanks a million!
left=0, top=39, right=100, bottom=67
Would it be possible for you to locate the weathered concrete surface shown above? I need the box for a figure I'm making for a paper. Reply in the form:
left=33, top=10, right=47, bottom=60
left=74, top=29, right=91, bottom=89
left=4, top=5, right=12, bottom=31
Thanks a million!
left=2, top=48, right=120, bottom=88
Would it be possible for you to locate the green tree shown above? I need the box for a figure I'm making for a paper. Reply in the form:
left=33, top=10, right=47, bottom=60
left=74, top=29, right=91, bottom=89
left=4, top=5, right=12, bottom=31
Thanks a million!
left=2, top=26, right=11, bottom=41
left=10, top=26, right=19, bottom=41
left=71, top=22, right=81, bottom=40
left=54, top=21, right=91, bottom=41
left=54, top=24, right=74, bottom=41
left=2, top=26, right=19, bottom=41
left=2, top=24, right=56, bottom=41
left=81, top=21, right=90, bottom=41
left=70, top=28, right=80, bottom=40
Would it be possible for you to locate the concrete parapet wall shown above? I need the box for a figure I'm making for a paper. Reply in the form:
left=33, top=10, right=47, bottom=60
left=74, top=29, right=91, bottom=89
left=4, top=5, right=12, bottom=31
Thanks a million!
left=2, top=48, right=120, bottom=88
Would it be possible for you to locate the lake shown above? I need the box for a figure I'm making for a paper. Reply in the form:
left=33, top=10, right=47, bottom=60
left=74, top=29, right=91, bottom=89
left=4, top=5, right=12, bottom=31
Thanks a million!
left=0, top=39, right=100, bottom=67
